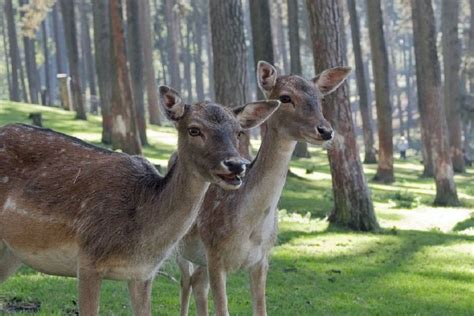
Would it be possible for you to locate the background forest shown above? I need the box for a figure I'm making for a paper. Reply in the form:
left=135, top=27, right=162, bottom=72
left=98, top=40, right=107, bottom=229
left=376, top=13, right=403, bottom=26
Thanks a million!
left=0, top=0, right=473, bottom=314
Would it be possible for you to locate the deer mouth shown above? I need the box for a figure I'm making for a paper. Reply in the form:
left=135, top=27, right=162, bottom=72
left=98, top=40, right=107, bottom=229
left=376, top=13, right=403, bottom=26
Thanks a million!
left=216, top=172, right=243, bottom=187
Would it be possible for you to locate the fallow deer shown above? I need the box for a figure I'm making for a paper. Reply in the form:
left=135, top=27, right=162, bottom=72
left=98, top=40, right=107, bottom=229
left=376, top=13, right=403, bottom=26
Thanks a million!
left=0, top=86, right=279, bottom=315
left=177, top=61, right=351, bottom=316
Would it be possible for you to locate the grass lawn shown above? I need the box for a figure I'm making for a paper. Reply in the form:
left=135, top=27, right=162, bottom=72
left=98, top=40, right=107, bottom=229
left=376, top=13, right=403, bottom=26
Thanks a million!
left=1, top=101, right=473, bottom=315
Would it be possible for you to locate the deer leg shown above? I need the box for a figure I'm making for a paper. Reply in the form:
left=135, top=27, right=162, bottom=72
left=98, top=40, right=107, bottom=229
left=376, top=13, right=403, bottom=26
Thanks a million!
left=191, top=266, right=210, bottom=316
left=207, top=254, right=229, bottom=316
left=128, top=279, right=153, bottom=316
left=77, top=265, right=102, bottom=316
left=0, top=242, right=22, bottom=283
left=177, top=256, right=194, bottom=316
left=249, top=258, right=269, bottom=316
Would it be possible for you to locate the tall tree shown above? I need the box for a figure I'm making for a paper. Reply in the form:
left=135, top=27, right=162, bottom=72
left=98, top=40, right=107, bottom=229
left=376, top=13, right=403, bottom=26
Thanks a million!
left=347, top=0, right=377, bottom=163
left=249, top=0, right=274, bottom=99
left=41, top=20, right=53, bottom=105
left=141, top=0, right=162, bottom=125
left=5, top=0, right=21, bottom=101
left=109, top=0, right=142, bottom=155
left=52, top=3, right=67, bottom=74
left=126, top=0, right=148, bottom=145
left=411, top=0, right=459, bottom=206
left=306, top=0, right=379, bottom=231
left=1, top=11, right=12, bottom=98
left=92, top=0, right=112, bottom=144
left=19, top=0, right=40, bottom=104
left=164, top=0, right=181, bottom=91
left=209, top=0, right=250, bottom=157
left=441, top=0, right=465, bottom=172
left=60, top=0, right=87, bottom=120
left=287, top=0, right=310, bottom=158
left=79, top=0, right=97, bottom=113
left=366, top=0, right=395, bottom=183
left=192, top=0, right=205, bottom=101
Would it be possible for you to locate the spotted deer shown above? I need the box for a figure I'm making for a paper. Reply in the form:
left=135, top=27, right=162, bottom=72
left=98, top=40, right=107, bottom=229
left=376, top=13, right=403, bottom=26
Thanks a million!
left=0, top=86, right=279, bottom=316
left=177, top=61, right=351, bottom=316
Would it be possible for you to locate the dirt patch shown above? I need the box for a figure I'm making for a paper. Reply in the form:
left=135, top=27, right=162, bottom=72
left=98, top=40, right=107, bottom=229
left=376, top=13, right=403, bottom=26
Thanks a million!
left=0, top=296, right=41, bottom=313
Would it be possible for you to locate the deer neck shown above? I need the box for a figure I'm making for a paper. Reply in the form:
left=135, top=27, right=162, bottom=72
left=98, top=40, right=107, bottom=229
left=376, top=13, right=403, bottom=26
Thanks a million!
left=143, top=157, right=209, bottom=252
left=239, top=120, right=296, bottom=221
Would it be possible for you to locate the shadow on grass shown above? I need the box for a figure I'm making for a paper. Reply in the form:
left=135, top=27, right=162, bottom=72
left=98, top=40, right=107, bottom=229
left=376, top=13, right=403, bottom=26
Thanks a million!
left=452, top=214, right=474, bottom=232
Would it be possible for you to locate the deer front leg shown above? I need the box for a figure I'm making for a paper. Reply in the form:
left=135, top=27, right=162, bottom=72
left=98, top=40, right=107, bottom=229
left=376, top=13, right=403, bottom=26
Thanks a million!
left=77, top=266, right=102, bottom=316
left=128, top=279, right=153, bottom=316
left=191, top=266, right=210, bottom=316
left=207, top=254, right=229, bottom=316
left=249, top=258, right=269, bottom=316
left=177, top=256, right=193, bottom=316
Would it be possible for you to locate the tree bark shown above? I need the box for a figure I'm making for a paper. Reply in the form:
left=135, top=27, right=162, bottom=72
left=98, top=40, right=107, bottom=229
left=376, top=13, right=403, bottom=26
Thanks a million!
left=192, top=0, right=205, bottom=101
left=306, top=0, right=379, bottom=231
left=164, top=0, right=181, bottom=91
left=210, top=0, right=249, bottom=158
left=366, top=0, right=394, bottom=183
left=126, top=0, right=148, bottom=146
left=109, top=0, right=142, bottom=155
left=60, top=0, right=87, bottom=120
left=41, top=21, right=53, bottom=106
left=92, top=0, right=113, bottom=144
left=141, top=0, right=162, bottom=125
left=411, top=0, right=459, bottom=206
left=347, top=0, right=377, bottom=164
left=441, top=0, right=465, bottom=172
left=5, top=0, right=21, bottom=101
left=1, top=11, right=12, bottom=98
left=52, top=3, right=67, bottom=74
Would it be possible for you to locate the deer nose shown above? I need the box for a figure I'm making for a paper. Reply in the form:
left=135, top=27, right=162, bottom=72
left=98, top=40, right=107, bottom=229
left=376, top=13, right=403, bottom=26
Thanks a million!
left=317, top=125, right=333, bottom=141
left=223, top=159, right=247, bottom=175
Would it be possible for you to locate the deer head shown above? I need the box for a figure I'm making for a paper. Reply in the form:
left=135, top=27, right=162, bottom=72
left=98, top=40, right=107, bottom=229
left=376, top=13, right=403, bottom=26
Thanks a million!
left=257, top=61, right=351, bottom=145
left=159, top=86, right=279, bottom=190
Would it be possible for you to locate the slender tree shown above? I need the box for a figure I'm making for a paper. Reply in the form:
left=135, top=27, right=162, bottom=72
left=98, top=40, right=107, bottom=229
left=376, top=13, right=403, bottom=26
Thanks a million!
left=79, top=0, right=97, bottom=113
left=192, top=0, right=205, bottom=101
left=1, top=11, right=12, bottom=98
left=92, top=0, right=113, bottom=144
left=347, top=0, right=377, bottom=163
left=5, top=0, right=21, bottom=101
left=141, top=0, right=161, bottom=125
left=164, top=0, right=181, bottom=91
left=411, top=0, right=459, bottom=206
left=306, top=0, right=379, bottom=231
left=41, top=21, right=53, bottom=105
left=59, top=0, right=86, bottom=120
left=441, top=0, right=465, bottom=172
left=127, top=0, right=148, bottom=145
left=366, top=0, right=394, bottom=183
left=109, top=0, right=142, bottom=155
left=209, top=0, right=250, bottom=157
left=52, top=3, right=66, bottom=74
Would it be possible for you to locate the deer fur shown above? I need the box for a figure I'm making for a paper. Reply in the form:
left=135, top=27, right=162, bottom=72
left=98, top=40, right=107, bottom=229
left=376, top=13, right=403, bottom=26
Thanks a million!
left=0, top=86, right=279, bottom=315
left=177, top=61, right=351, bottom=316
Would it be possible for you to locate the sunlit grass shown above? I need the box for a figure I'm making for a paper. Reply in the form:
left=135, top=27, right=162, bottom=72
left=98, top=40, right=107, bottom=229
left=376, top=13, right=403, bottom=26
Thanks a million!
left=1, top=100, right=474, bottom=315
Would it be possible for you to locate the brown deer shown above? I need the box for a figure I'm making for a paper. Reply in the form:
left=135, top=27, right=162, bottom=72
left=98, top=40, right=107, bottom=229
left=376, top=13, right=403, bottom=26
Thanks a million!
left=0, top=86, right=279, bottom=315
left=177, top=61, right=351, bottom=316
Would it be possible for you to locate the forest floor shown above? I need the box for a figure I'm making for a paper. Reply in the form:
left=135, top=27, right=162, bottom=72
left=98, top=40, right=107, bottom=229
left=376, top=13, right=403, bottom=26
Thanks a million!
left=1, top=101, right=473, bottom=315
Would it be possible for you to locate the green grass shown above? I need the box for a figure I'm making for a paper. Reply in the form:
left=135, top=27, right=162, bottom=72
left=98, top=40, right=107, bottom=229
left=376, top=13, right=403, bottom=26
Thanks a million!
left=1, top=101, right=474, bottom=315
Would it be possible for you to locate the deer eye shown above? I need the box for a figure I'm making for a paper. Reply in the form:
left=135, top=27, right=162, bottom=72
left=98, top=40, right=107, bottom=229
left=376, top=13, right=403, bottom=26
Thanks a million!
left=188, top=127, right=201, bottom=137
left=279, top=95, right=292, bottom=103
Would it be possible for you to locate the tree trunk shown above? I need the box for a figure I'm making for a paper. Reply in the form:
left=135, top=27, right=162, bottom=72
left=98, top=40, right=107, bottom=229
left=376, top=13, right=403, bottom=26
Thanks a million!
left=249, top=0, right=274, bottom=100
left=41, top=21, right=53, bottom=106
left=5, top=0, right=21, bottom=101
left=181, top=21, right=193, bottom=102
left=60, top=0, right=87, bottom=120
left=1, top=12, right=12, bottom=98
left=441, top=0, right=465, bottom=172
left=19, top=0, right=40, bottom=105
left=411, top=0, right=459, bottom=206
left=192, top=0, right=205, bottom=101
left=366, top=0, right=394, bottom=183
left=126, top=0, right=148, bottom=146
left=141, top=0, right=161, bottom=125
left=52, top=3, right=67, bottom=74
left=306, top=0, right=379, bottom=232
left=270, top=0, right=289, bottom=73
left=109, top=0, right=142, bottom=155
left=79, top=0, right=98, bottom=113
left=164, top=0, right=181, bottom=91
left=92, top=0, right=113, bottom=144
left=347, top=0, right=377, bottom=164
left=209, top=0, right=250, bottom=158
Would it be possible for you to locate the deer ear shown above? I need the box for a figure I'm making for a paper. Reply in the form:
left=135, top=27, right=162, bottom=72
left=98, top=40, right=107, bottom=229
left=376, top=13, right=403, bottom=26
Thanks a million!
left=257, top=61, right=278, bottom=94
left=312, top=67, right=352, bottom=96
left=159, top=86, right=186, bottom=121
left=233, top=100, right=280, bottom=130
